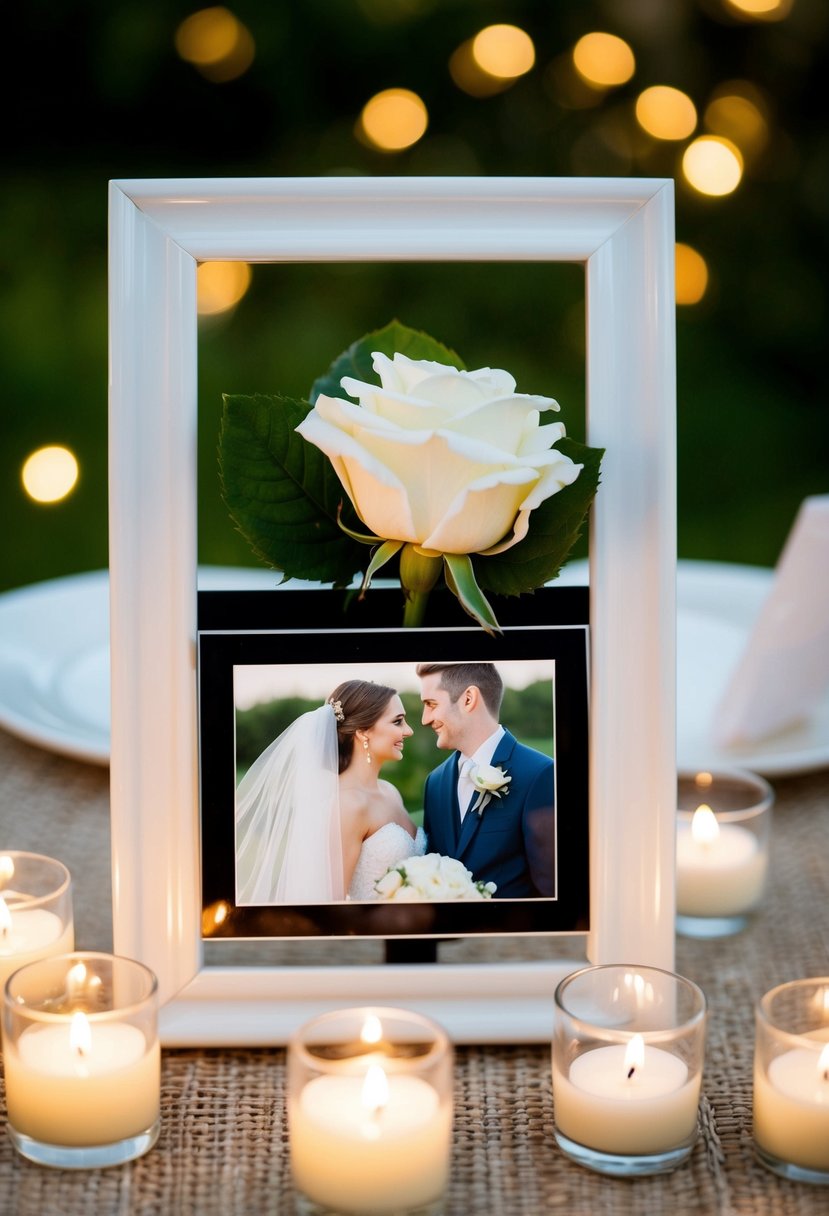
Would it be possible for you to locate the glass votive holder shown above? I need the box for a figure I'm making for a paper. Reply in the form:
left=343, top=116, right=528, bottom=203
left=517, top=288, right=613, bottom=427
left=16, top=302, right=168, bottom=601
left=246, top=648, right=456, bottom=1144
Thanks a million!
left=676, top=767, right=773, bottom=938
left=552, top=964, right=707, bottom=1177
left=2, top=952, right=161, bottom=1169
left=0, top=851, right=74, bottom=990
left=753, top=977, right=829, bottom=1184
left=288, top=1005, right=453, bottom=1216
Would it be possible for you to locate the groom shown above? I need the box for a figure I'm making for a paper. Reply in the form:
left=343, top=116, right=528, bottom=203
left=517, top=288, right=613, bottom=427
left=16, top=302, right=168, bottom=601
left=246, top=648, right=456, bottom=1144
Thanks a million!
left=417, top=662, right=555, bottom=898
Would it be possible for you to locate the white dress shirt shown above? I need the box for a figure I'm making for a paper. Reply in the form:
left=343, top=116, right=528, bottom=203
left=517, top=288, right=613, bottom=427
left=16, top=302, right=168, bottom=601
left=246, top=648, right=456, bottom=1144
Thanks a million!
left=456, top=726, right=505, bottom=822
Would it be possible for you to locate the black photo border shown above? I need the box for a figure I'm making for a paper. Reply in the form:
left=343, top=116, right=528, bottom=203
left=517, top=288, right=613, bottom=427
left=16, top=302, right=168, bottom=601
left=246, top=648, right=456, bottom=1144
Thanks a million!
left=197, top=585, right=589, bottom=939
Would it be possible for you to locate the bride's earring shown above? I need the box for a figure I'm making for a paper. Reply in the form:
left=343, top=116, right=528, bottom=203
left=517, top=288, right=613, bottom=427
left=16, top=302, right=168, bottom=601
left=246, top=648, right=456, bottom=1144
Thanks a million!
left=363, top=738, right=371, bottom=765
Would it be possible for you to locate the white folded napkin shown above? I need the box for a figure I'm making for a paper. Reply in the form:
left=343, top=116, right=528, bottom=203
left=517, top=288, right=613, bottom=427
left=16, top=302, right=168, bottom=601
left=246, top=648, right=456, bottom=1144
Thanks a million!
left=711, top=495, right=829, bottom=746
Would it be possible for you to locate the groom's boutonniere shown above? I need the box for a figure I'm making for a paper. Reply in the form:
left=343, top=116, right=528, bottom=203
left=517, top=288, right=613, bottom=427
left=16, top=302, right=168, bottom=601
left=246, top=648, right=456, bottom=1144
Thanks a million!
left=469, top=764, right=511, bottom=815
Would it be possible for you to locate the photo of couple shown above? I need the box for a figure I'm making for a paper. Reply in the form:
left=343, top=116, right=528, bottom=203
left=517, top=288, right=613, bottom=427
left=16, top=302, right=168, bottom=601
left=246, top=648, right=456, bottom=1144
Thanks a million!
left=234, top=661, right=556, bottom=906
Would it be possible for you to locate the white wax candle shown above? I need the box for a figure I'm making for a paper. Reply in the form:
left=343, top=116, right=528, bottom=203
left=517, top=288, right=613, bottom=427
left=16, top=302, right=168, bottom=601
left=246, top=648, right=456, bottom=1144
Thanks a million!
left=553, top=1045, right=700, bottom=1155
left=676, top=815, right=766, bottom=916
left=4, top=1020, right=160, bottom=1146
left=290, top=1073, right=451, bottom=1212
left=0, top=905, right=74, bottom=988
left=754, top=1049, right=829, bottom=1172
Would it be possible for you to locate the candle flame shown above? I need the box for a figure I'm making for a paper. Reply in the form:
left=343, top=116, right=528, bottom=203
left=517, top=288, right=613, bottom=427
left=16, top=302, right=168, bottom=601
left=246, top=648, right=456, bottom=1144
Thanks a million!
left=0, top=896, right=10, bottom=938
left=691, top=804, right=720, bottom=845
left=362, top=1063, right=389, bottom=1115
left=0, top=856, right=14, bottom=886
left=819, top=1043, right=829, bottom=1083
left=70, top=1011, right=92, bottom=1057
left=624, top=1034, right=645, bottom=1079
left=360, top=1014, right=383, bottom=1045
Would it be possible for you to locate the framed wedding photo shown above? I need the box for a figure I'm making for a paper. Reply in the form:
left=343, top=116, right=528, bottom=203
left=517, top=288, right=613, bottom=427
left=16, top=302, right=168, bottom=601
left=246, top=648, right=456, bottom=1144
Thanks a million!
left=108, top=177, right=677, bottom=1044
left=197, top=586, right=590, bottom=940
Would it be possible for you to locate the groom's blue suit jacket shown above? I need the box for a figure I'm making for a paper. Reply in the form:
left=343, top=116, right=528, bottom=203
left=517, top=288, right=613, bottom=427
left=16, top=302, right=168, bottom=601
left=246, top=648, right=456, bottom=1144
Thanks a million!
left=422, top=730, right=555, bottom=898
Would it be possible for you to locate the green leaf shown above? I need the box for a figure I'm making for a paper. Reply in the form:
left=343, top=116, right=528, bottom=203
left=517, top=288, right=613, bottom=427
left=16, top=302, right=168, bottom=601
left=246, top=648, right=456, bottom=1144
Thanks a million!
left=444, top=554, right=502, bottom=635
left=219, top=392, right=366, bottom=586
left=473, top=439, right=604, bottom=597
left=362, top=540, right=403, bottom=592
left=310, top=320, right=465, bottom=404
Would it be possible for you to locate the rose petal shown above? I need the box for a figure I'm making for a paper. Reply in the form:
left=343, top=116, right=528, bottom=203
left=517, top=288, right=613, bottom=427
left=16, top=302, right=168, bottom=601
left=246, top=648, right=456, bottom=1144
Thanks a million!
left=296, top=409, right=419, bottom=540
left=423, top=469, right=538, bottom=553
left=480, top=457, right=582, bottom=554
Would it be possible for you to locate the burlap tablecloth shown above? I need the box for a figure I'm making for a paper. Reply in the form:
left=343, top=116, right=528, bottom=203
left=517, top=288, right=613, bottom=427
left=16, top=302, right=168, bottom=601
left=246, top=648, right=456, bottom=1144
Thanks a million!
left=0, top=727, right=827, bottom=1215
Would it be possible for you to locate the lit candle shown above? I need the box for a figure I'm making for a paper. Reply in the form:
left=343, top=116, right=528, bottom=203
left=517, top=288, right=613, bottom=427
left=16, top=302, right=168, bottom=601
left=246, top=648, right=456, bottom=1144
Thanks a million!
left=553, top=964, right=706, bottom=1174
left=1, top=952, right=160, bottom=1169
left=553, top=1034, right=700, bottom=1155
left=291, top=1067, right=449, bottom=1211
left=0, top=852, right=74, bottom=988
left=754, top=978, right=829, bottom=1179
left=3, top=1011, right=160, bottom=1146
left=676, top=803, right=767, bottom=917
left=289, top=1007, right=452, bottom=1213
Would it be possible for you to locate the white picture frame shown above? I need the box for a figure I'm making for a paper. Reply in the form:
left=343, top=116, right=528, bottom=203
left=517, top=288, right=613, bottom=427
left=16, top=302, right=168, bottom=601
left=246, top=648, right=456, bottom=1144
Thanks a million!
left=108, top=177, right=676, bottom=1045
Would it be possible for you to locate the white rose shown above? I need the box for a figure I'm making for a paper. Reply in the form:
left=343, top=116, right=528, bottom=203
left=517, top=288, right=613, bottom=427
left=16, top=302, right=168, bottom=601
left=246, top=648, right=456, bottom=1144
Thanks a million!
left=391, top=885, right=422, bottom=902
left=295, top=352, right=582, bottom=556
left=470, top=764, right=510, bottom=794
left=375, top=869, right=404, bottom=898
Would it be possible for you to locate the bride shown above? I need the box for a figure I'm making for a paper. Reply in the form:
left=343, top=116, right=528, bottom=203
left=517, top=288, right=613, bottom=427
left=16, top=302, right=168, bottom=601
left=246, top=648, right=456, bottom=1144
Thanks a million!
left=235, top=679, right=426, bottom=903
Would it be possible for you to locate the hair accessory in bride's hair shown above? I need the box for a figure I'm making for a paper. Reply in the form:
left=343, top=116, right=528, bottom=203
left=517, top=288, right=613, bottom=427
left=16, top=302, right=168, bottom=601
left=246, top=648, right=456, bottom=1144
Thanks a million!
left=328, top=698, right=345, bottom=722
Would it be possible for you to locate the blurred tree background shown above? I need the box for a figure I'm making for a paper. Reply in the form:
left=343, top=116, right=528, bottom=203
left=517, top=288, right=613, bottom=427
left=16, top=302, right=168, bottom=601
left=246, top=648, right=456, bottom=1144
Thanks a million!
left=235, top=683, right=554, bottom=820
left=3, top=0, right=827, bottom=593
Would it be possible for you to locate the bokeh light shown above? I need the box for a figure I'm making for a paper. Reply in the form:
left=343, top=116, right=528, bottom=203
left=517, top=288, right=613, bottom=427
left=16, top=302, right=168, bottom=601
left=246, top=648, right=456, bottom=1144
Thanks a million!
left=197, top=261, right=252, bottom=316
left=471, top=24, right=535, bottom=80
left=675, top=243, right=709, bottom=305
left=705, top=85, right=769, bottom=156
left=22, top=446, right=79, bottom=504
left=723, top=0, right=794, bottom=20
left=359, top=88, right=428, bottom=151
left=450, top=41, right=512, bottom=97
left=572, top=32, right=635, bottom=89
left=635, top=86, right=697, bottom=140
left=174, top=7, right=255, bottom=83
left=682, top=136, right=744, bottom=196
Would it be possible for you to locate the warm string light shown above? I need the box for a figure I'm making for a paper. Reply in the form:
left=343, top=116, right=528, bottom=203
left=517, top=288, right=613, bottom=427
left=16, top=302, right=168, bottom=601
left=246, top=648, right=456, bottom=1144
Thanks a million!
left=635, top=86, right=697, bottom=141
left=572, top=32, right=635, bottom=89
left=21, top=446, right=79, bottom=504
left=197, top=262, right=252, bottom=317
left=682, top=136, right=744, bottom=196
left=358, top=89, right=428, bottom=151
left=174, top=6, right=255, bottom=82
left=676, top=243, right=709, bottom=306
left=723, top=0, right=794, bottom=21
left=450, top=24, right=535, bottom=97
left=471, top=25, right=535, bottom=80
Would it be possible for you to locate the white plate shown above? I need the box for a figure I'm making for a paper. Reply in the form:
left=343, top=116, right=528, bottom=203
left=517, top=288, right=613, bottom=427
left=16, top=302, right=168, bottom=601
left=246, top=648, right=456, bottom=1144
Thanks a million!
left=0, top=562, right=827, bottom=775
left=0, top=567, right=282, bottom=766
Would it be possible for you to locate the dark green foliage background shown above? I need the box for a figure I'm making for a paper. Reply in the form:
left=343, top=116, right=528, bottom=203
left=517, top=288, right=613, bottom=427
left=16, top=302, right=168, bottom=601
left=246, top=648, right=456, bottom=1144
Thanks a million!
left=3, top=0, right=827, bottom=591
left=235, top=682, right=554, bottom=822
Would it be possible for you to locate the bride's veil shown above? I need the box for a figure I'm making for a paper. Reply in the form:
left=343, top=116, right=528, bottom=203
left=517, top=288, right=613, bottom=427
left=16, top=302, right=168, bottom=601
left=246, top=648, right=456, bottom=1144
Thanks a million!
left=235, top=704, right=345, bottom=904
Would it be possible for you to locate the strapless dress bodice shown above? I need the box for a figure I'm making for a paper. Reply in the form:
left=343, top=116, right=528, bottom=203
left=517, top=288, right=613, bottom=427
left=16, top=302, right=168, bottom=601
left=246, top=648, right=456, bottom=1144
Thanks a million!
left=348, top=823, right=426, bottom=900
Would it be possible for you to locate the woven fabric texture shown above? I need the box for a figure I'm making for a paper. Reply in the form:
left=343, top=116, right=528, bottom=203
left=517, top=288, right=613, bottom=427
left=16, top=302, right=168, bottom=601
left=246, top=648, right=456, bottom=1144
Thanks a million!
left=0, top=728, right=827, bottom=1215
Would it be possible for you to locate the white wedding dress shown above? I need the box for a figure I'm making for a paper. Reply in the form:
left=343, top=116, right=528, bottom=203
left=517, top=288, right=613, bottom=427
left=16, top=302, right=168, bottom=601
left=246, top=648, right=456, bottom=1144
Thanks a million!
left=348, top=824, right=427, bottom=901
left=236, top=704, right=426, bottom=905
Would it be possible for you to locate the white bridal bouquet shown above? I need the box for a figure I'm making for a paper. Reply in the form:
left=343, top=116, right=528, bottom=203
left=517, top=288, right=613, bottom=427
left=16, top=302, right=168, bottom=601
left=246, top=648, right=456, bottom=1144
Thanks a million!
left=374, top=853, right=497, bottom=902
left=220, top=320, right=603, bottom=632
